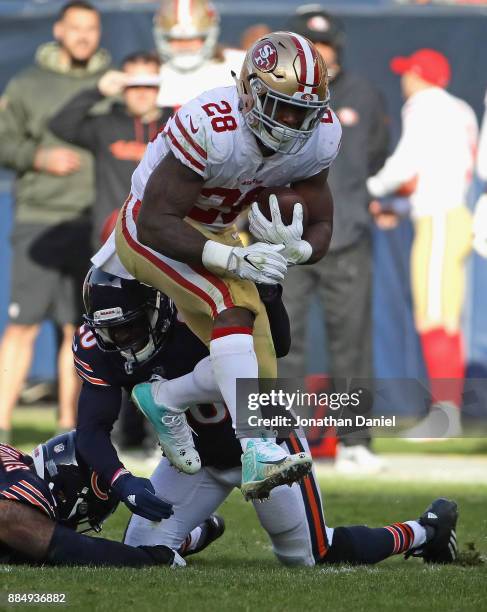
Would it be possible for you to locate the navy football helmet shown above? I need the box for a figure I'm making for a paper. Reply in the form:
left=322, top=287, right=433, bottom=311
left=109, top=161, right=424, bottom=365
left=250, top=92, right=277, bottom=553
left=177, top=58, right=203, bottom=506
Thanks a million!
left=32, top=432, right=118, bottom=533
left=83, top=266, right=175, bottom=372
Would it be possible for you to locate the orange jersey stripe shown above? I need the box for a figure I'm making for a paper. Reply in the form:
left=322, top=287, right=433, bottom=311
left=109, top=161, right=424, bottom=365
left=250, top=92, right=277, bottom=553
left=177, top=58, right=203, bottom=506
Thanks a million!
left=289, top=433, right=328, bottom=559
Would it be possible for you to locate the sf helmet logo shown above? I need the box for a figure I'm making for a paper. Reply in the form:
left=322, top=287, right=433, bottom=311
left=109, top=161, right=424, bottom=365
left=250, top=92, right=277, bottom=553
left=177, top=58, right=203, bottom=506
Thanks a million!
left=252, top=41, right=278, bottom=72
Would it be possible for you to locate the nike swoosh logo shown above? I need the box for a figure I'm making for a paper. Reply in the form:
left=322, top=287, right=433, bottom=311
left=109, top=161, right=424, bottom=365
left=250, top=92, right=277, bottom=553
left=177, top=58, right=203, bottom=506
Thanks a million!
left=189, top=117, right=199, bottom=134
left=243, top=254, right=259, bottom=270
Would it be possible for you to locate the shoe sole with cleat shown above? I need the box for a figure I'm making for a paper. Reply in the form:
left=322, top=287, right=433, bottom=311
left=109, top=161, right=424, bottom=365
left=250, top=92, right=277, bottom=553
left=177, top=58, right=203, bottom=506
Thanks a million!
left=241, top=452, right=312, bottom=501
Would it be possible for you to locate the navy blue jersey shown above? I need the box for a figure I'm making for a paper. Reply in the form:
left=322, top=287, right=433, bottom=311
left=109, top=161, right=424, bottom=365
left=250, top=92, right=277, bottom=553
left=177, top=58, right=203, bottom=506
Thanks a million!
left=74, top=321, right=241, bottom=481
left=0, top=444, right=57, bottom=520
left=74, top=286, right=290, bottom=483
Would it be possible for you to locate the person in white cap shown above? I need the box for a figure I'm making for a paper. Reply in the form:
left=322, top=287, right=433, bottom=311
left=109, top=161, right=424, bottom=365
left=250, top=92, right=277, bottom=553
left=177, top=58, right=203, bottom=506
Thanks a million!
left=367, top=49, right=478, bottom=439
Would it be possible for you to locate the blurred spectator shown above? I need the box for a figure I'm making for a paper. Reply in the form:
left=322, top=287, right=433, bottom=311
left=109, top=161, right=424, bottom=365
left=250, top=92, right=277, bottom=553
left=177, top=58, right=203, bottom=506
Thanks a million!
left=50, top=51, right=171, bottom=249
left=279, top=6, right=389, bottom=473
left=367, top=49, right=478, bottom=438
left=472, top=89, right=487, bottom=258
left=153, top=0, right=245, bottom=108
left=240, top=24, right=271, bottom=50
left=50, top=51, right=170, bottom=453
left=0, top=0, right=110, bottom=442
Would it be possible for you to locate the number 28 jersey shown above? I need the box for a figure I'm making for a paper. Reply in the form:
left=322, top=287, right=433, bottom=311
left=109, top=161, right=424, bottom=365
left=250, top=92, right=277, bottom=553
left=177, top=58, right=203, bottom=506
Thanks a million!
left=131, top=85, right=342, bottom=231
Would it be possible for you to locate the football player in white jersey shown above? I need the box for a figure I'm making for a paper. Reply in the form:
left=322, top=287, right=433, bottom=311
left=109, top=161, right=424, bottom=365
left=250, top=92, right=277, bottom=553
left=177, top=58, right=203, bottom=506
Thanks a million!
left=92, top=31, right=341, bottom=500
left=153, top=0, right=245, bottom=108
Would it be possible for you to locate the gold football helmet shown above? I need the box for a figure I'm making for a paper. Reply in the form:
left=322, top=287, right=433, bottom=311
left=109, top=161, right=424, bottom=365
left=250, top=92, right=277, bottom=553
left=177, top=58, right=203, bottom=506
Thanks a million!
left=237, top=31, right=330, bottom=154
left=153, top=0, right=219, bottom=72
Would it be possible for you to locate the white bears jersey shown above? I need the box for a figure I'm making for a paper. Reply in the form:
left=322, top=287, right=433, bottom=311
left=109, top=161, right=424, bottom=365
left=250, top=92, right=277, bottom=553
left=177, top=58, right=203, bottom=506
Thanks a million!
left=132, top=85, right=342, bottom=231
left=157, top=48, right=245, bottom=108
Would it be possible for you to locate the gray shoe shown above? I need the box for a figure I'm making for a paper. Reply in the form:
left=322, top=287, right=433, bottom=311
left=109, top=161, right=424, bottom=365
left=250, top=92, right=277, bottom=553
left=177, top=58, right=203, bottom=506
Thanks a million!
left=402, top=402, right=462, bottom=441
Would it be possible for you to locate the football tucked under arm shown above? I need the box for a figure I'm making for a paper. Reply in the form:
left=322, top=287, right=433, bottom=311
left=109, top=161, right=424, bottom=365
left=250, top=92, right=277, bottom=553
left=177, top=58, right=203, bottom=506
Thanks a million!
left=248, top=187, right=312, bottom=266
left=290, top=168, right=333, bottom=264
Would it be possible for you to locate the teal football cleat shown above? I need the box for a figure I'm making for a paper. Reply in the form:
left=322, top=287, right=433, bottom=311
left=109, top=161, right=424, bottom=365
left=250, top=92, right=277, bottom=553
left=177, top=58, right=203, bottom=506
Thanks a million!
left=240, top=439, right=312, bottom=501
left=131, top=382, right=201, bottom=474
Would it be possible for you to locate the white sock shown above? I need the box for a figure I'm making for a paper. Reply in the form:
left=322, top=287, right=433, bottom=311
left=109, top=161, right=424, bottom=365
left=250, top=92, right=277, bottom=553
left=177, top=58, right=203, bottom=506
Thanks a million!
left=210, top=331, right=269, bottom=451
left=152, top=357, right=222, bottom=411
left=406, top=520, right=427, bottom=548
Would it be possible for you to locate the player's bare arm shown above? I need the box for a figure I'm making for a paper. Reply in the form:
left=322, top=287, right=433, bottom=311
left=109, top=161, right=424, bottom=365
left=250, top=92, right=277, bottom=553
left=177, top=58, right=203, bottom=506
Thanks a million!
left=137, top=152, right=206, bottom=265
left=137, top=153, right=287, bottom=288
left=291, top=168, right=333, bottom=263
left=0, top=500, right=54, bottom=560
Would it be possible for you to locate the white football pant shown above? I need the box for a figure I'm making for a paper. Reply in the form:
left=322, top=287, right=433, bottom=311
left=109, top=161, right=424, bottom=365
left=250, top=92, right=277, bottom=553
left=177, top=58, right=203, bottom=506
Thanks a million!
left=124, top=436, right=333, bottom=566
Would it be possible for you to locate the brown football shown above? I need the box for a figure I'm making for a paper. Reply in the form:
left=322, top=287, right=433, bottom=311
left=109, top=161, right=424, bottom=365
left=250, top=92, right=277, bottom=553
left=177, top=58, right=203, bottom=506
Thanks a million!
left=254, top=186, right=308, bottom=228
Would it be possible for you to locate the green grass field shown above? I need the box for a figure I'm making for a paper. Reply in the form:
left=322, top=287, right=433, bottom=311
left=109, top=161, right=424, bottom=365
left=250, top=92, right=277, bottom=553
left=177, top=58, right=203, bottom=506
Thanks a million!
left=2, top=408, right=486, bottom=612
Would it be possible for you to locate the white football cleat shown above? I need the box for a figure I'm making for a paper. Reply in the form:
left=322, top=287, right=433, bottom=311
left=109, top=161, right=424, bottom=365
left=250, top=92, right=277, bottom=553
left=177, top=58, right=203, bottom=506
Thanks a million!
left=334, top=443, right=385, bottom=475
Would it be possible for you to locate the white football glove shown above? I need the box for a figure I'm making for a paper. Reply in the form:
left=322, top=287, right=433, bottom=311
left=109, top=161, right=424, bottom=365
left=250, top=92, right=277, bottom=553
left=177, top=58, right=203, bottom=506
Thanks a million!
left=473, top=194, right=487, bottom=258
left=249, top=195, right=304, bottom=244
left=248, top=195, right=312, bottom=266
left=202, top=240, right=287, bottom=284
left=280, top=240, right=313, bottom=266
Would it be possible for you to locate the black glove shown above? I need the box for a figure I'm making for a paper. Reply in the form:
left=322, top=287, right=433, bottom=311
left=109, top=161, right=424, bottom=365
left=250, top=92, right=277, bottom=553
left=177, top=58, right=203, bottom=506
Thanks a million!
left=138, top=545, right=186, bottom=567
left=111, top=471, right=173, bottom=521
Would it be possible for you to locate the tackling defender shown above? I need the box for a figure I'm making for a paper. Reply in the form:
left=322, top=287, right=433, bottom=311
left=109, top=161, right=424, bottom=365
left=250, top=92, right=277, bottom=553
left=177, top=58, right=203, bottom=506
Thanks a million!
left=92, top=31, right=341, bottom=498
left=0, top=431, right=221, bottom=567
left=74, top=266, right=292, bottom=515
left=74, top=268, right=458, bottom=567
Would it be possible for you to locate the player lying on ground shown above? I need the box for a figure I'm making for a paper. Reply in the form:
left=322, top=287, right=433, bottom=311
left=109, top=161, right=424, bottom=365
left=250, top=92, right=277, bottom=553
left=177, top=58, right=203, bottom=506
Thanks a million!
left=126, top=429, right=458, bottom=566
left=77, top=268, right=458, bottom=566
left=92, top=31, right=342, bottom=499
left=0, top=431, right=222, bottom=567
left=74, top=266, right=291, bottom=517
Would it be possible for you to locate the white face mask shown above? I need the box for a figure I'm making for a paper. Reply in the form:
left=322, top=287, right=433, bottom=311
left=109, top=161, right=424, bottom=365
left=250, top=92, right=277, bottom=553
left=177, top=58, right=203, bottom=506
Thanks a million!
left=153, top=23, right=219, bottom=73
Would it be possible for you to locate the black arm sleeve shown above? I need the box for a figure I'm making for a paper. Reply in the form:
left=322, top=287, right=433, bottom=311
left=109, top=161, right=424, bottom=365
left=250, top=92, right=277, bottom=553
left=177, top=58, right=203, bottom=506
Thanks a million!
left=75, top=383, right=124, bottom=485
left=257, top=283, right=291, bottom=358
left=46, top=523, right=175, bottom=567
left=49, top=88, right=103, bottom=152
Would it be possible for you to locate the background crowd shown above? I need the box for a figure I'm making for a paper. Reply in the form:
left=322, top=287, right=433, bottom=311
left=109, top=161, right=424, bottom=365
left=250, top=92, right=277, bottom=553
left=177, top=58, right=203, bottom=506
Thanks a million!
left=1, top=0, right=487, bottom=471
